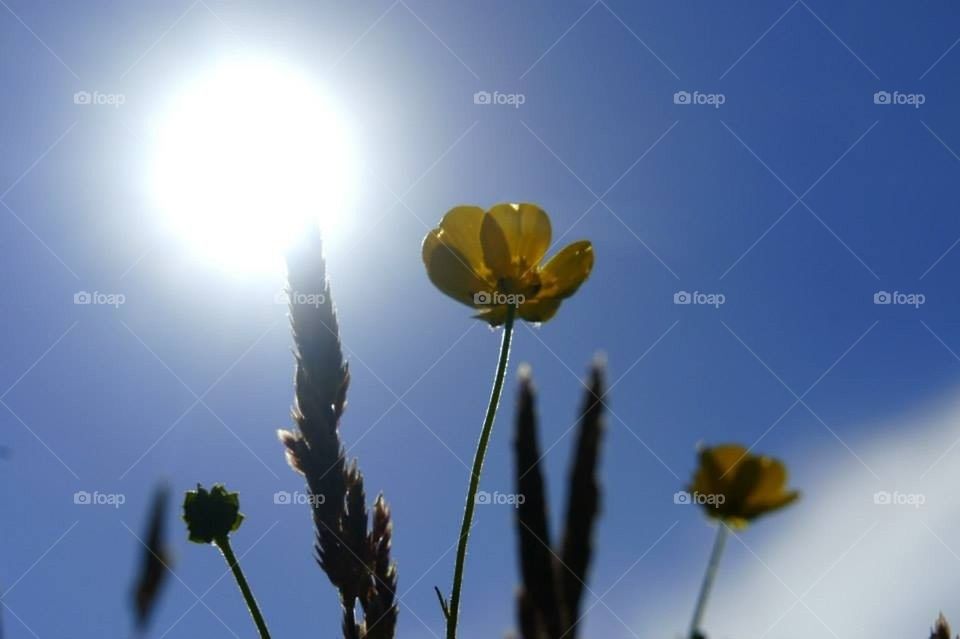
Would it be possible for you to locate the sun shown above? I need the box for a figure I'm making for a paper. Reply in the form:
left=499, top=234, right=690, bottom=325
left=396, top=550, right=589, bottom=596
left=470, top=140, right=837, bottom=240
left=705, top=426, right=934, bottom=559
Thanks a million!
left=150, top=56, right=355, bottom=273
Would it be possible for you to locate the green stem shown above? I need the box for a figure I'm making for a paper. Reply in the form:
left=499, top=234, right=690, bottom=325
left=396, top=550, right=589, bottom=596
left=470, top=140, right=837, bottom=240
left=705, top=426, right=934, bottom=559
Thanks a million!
left=688, top=524, right=728, bottom=639
left=445, top=304, right=517, bottom=639
left=216, top=536, right=272, bottom=639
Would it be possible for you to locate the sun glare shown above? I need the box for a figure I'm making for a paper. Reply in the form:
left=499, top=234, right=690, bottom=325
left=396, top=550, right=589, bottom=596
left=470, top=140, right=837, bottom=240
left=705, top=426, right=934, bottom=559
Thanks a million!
left=150, top=56, right=355, bottom=273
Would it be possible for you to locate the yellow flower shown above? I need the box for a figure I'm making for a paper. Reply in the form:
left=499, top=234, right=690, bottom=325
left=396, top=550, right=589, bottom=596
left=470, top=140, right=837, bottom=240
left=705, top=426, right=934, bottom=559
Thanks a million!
left=688, top=444, right=799, bottom=529
left=422, top=203, right=594, bottom=325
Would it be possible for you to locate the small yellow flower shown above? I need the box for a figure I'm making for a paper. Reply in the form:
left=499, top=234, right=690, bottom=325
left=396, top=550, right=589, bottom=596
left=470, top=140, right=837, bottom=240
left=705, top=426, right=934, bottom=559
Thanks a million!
left=688, top=444, right=799, bottom=529
left=422, top=203, right=594, bottom=325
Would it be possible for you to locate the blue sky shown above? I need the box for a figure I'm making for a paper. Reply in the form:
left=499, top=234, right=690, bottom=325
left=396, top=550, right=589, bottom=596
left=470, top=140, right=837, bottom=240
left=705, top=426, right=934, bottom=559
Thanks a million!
left=2, top=1, right=960, bottom=637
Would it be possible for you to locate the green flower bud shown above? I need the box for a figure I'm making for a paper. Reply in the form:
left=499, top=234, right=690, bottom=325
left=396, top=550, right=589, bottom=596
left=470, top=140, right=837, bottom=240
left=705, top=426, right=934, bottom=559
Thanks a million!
left=183, top=484, right=244, bottom=544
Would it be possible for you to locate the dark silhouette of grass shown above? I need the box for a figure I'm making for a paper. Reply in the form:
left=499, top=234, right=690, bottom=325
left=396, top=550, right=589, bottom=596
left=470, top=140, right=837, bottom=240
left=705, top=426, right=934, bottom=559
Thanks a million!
left=514, top=361, right=606, bottom=639
left=131, top=484, right=171, bottom=635
left=278, top=228, right=397, bottom=639
left=933, top=613, right=956, bottom=639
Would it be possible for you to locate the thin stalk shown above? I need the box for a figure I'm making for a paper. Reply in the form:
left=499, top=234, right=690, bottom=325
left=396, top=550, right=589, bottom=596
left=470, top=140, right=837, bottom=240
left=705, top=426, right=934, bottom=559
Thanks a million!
left=216, top=536, right=272, bottom=639
left=445, top=304, right=517, bottom=639
left=688, top=524, right=729, bottom=639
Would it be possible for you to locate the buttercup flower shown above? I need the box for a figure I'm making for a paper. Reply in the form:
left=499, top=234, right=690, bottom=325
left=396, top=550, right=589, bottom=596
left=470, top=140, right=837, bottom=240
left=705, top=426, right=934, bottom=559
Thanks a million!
left=688, top=444, right=799, bottom=529
left=424, top=203, right=593, bottom=638
left=422, top=203, right=593, bottom=325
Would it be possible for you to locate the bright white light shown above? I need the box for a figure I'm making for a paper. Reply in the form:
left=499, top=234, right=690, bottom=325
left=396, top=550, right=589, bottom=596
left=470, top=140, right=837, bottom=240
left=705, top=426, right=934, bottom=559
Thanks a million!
left=150, top=56, right=354, bottom=273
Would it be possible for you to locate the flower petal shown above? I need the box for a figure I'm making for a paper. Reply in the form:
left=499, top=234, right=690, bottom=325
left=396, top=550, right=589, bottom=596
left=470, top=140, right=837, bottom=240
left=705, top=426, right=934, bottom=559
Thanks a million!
left=436, top=206, right=489, bottom=277
left=747, top=458, right=788, bottom=501
left=742, top=458, right=798, bottom=518
left=691, top=444, right=747, bottom=498
left=484, top=203, right=552, bottom=276
left=538, top=241, right=594, bottom=299
left=518, top=298, right=562, bottom=323
left=742, top=490, right=800, bottom=520
left=701, top=444, right=749, bottom=478
left=422, top=230, right=493, bottom=308
left=727, top=456, right=765, bottom=511
left=480, top=212, right=515, bottom=281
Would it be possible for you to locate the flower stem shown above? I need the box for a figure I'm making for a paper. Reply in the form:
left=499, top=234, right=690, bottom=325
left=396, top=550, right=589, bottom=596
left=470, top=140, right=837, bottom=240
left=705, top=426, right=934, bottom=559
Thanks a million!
left=216, top=536, right=272, bottom=639
left=688, top=524, right=728, bottom=639
left=445, top=304, right=517, bottom=639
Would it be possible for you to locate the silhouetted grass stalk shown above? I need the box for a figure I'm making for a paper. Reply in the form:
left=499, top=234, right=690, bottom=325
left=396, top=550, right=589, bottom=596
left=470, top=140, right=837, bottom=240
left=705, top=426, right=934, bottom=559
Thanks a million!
left=446, top=303, right=517, bottom=639
left=279, top=230, right=397, bottom=638
left=132, top=485, right=170, bottom=633
left=688, top=524, right=728, bottom=639
left=215, top=536, right=271, bottom=639
left=513, top=360, right=605, bottom=639
left=931, top=613, right=953, bottom=639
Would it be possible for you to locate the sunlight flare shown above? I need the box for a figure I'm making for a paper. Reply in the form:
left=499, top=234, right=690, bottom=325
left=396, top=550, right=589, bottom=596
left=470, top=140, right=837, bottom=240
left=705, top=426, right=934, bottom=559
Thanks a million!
left=150, top=56, right=355, bottom=273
